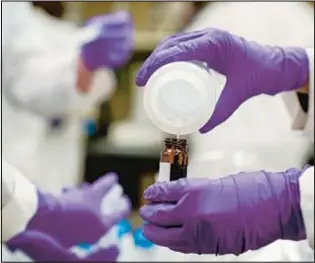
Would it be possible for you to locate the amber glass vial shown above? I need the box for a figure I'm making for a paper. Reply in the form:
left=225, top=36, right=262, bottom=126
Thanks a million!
left=158, top=138, right=188, bottom=182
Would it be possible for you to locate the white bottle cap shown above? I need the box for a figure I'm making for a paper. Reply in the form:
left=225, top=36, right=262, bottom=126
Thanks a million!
left=143, top=62, right=217, bottom=135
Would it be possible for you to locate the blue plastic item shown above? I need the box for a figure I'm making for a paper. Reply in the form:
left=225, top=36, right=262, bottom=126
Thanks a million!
left=133, top=227, right=154, bottom=249
left=116, top=219, right=132, bottom=239
left=83, top=119, right=97, bottom=136
left=77, top=242, right=92, bottom=251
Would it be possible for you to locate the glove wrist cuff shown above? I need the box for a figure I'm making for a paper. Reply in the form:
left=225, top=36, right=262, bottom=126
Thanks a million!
left=281, top=47, right=310, bottom=92
left=280, top=167, right=307, bottom=241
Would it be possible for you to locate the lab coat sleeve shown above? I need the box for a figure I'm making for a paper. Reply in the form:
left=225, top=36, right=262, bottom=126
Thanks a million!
left=1, top=160, right=38, bottom=242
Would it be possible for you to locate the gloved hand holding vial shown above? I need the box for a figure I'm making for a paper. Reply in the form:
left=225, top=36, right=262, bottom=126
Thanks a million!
left=140, top=168, right=310, bottom=255
left=138, top=28, right=314, bottom=255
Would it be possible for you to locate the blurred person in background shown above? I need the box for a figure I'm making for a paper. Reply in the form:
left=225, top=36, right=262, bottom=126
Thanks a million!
left=137, top=1, right=314, bottom=262
left=1, top=1, right=133, bottom=261
left=2, top=1, right=133, bottom=194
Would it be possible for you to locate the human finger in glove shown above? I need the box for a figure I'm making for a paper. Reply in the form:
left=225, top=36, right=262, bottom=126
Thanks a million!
left=6, top=230, right=119, bottom=262
left=136, top=28, right=310, bottom=132
left=140, top=167, right=312, bottom=255
left=77, top=10, right=134, bottom=92
left=81, top=10, right=134, bottom=71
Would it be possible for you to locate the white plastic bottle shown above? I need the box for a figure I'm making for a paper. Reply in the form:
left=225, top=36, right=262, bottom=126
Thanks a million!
left=143, top=61, right=223, bottom=135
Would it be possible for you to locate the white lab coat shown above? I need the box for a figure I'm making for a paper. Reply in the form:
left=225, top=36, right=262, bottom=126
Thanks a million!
left=1, top=3, right=115, bottom=261
left=1, top=2, right=116, bottom=194
left=186, top=2, right=314, bottom=261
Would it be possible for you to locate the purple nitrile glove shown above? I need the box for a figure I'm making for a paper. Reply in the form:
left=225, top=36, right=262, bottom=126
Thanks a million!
left=7, top=230, right=119, bottom=262
left=140, top=167, right=307, bottom=256
left=62, top=181, right=91, bottom=193
left=136, top=28, right=309, bottom=133
left=7, top=173, right=131, bottom=249
left=81, top=11, right=134, bottom=71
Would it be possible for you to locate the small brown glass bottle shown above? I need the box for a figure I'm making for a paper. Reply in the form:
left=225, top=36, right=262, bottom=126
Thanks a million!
left=158, top=138, right=188, bottom=182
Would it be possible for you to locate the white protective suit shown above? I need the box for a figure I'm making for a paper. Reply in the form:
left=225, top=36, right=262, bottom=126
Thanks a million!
left=1, top=2, right=115, bottom=261
left=2, top=2, right=115, bottom=194
left=186, top=2, right=314, bottom=262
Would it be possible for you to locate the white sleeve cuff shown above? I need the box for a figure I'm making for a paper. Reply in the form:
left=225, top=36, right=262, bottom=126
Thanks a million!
left=2, top=164, right=38, bottom=242
left=304, top=48, right=314, bottom=141
left=299, top=166, right=314, bottom=249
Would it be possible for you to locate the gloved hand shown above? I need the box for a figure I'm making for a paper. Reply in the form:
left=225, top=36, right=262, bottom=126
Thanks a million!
left=7, top=230, right=119, bottom=262
left=6, top=173, right=131, bottom=249
left=81, top=11, right=134, bottom=71
left=140, top=168, right=307, bottom=255
left=136, top=28, right=309, bottom=132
